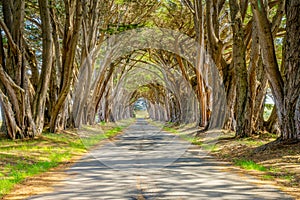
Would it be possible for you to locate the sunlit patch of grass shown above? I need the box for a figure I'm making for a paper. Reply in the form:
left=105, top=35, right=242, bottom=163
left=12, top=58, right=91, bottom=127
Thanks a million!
left=0, top=161, right=60, bottom=197
left=174, top=133, right=203, bottom=146
left=186, top=136, right=202, bottom=145
left=0, top=180, right=14, bottom=197
left=0, top=120, right=131, bottom=198
left=179, top=135, right=216, bottom=150
left=81, top=127, right=122, bottom=148
left=162, top=126, right=178, bottom=133
left=234, top=159, right=267, bottom=171
left=262, top=174, right=274, bottom=180
left=201, top=143, right=218, bottom=151
left=99, top=121, right=106, bottom=126
left=161, top=125, right=204, bottom=146
left=191, top=138, right=203, bottom=146
left=237, top=138, right=265, bottom=146
left=280, top=174, right=295, bottom=181
left=270, top=167, right=280, bottom=173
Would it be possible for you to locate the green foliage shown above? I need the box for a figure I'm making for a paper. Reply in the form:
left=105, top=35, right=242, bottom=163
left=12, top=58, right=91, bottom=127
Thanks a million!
left=100, top=23, right=144, bottom=35
left=263, top=103, right=274, bottom=120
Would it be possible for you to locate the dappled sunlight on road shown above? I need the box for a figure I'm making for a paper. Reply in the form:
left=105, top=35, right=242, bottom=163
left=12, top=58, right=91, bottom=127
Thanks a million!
left=28, top=119, right=292, bottom=200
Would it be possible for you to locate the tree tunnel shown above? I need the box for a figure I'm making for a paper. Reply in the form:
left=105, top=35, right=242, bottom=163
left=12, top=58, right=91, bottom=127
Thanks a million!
left=0, top=27, right=226, bottom=139
left=72, top=28, right=226, bottom=131
left=0, top=0, right=298, bottom=142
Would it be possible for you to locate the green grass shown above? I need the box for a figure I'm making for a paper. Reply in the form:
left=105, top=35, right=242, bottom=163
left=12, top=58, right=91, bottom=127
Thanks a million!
left=99, top=121, right=106, bottom=126
left=0, top=160, right=63, bottom=196
left=238, top=138, right=265, bottom=146
left=281, top=174, right=294, bottom=181
left=162, top=126, right=178, bottom=133
left=180, top=134, right=203, bottom=145
left=162, top=125, right=204, bottom=146
left=0, top=122, right=129, bottom=198
left=234, top=159, right=267, bottom=171
left=262, top=174, right=274, bottom=180
left=81, top=126, right=122, bottom=148
left=262, top=172, right=294, bottom=182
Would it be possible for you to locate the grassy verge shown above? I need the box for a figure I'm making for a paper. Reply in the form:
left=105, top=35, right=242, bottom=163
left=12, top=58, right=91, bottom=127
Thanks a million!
left=179, top=134, right=203, bottom=145
left=151, top=121, right=204, bottom=146
left=233, top=159, right=267, bottom=171
left=211, top=133, right=300, bottom=199
left=154, top=121, right=300, bottom=198
left=0, top=120, right=131, bottom=198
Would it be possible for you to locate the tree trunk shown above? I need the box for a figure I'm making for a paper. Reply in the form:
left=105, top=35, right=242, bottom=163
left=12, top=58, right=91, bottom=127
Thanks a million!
left=0, top=0, right=40, bottom=139
left=264, top=105, right=279, bottom=134
left=253, top=59, right=268, bottom=131
left=252, top=0, right=300, bottom=141
left=72, top=0, right=100, bottom=128
left=49, top=0, right=83, bottom=132
left=296, top=97, right=300, bottom=135
left=47, top=3, right=62, bottom=125
left=32, top=0, right=53, bottom=134
left=229, top=0, right=249, bottom=137
left=246, top=18, right=259, bottom=135
left=281, top=0, right=300, bottom=140
left=88, top=64, right=114, bottom=125
left=251, top=0, right=284, bottom=119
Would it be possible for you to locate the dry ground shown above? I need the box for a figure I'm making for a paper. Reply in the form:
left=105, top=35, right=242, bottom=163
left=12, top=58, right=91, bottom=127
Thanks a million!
left=210, top=132, right=300, bottom=199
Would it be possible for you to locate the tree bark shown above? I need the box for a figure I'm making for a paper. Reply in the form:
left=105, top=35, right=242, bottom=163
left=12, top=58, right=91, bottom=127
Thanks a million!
left=281, top=0, right=300, bottom=140
left=32, top=0, right=53, bottom=134
left=0, top=0, right=39, bottom=139
left=49, top=0, right=83, bottom=132
left=252, top=0, right=300, bottom=141
left=251, top=0, right=284, bottom=116
left=229, top=0, right=249, bottom=137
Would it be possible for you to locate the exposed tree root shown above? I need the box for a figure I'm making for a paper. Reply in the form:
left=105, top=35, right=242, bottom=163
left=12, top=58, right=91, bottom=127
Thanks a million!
left=254, top=138, right=300, bottom=153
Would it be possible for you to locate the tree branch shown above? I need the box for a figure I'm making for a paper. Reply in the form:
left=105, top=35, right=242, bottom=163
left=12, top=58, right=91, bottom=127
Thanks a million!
left=0, top=19, right=19, bottom=54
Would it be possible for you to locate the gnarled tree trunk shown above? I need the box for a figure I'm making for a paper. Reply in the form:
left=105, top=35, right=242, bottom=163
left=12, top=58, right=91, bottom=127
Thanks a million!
left=281, top=0, right=300, bottom=140
left=49, top=0, right=83, bottom=133
left=252, top=0, right=300, bottom=141
left=229, top=0, right=249, bottom=137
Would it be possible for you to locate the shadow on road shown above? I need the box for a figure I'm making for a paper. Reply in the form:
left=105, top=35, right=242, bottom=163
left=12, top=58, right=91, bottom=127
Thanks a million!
left=28, top=119, right=293, bottom=200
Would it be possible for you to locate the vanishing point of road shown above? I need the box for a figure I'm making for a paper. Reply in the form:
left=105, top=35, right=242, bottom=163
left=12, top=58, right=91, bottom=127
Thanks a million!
left=29, top=119, right=292, bottom=200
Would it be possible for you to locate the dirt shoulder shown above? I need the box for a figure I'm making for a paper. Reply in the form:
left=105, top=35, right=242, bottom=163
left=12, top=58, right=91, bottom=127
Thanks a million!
left=2, top=157, right=79, bottom=200
left=1, top=121, right=133, bottom=200
left=209, top=132, right=300, bottom=199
